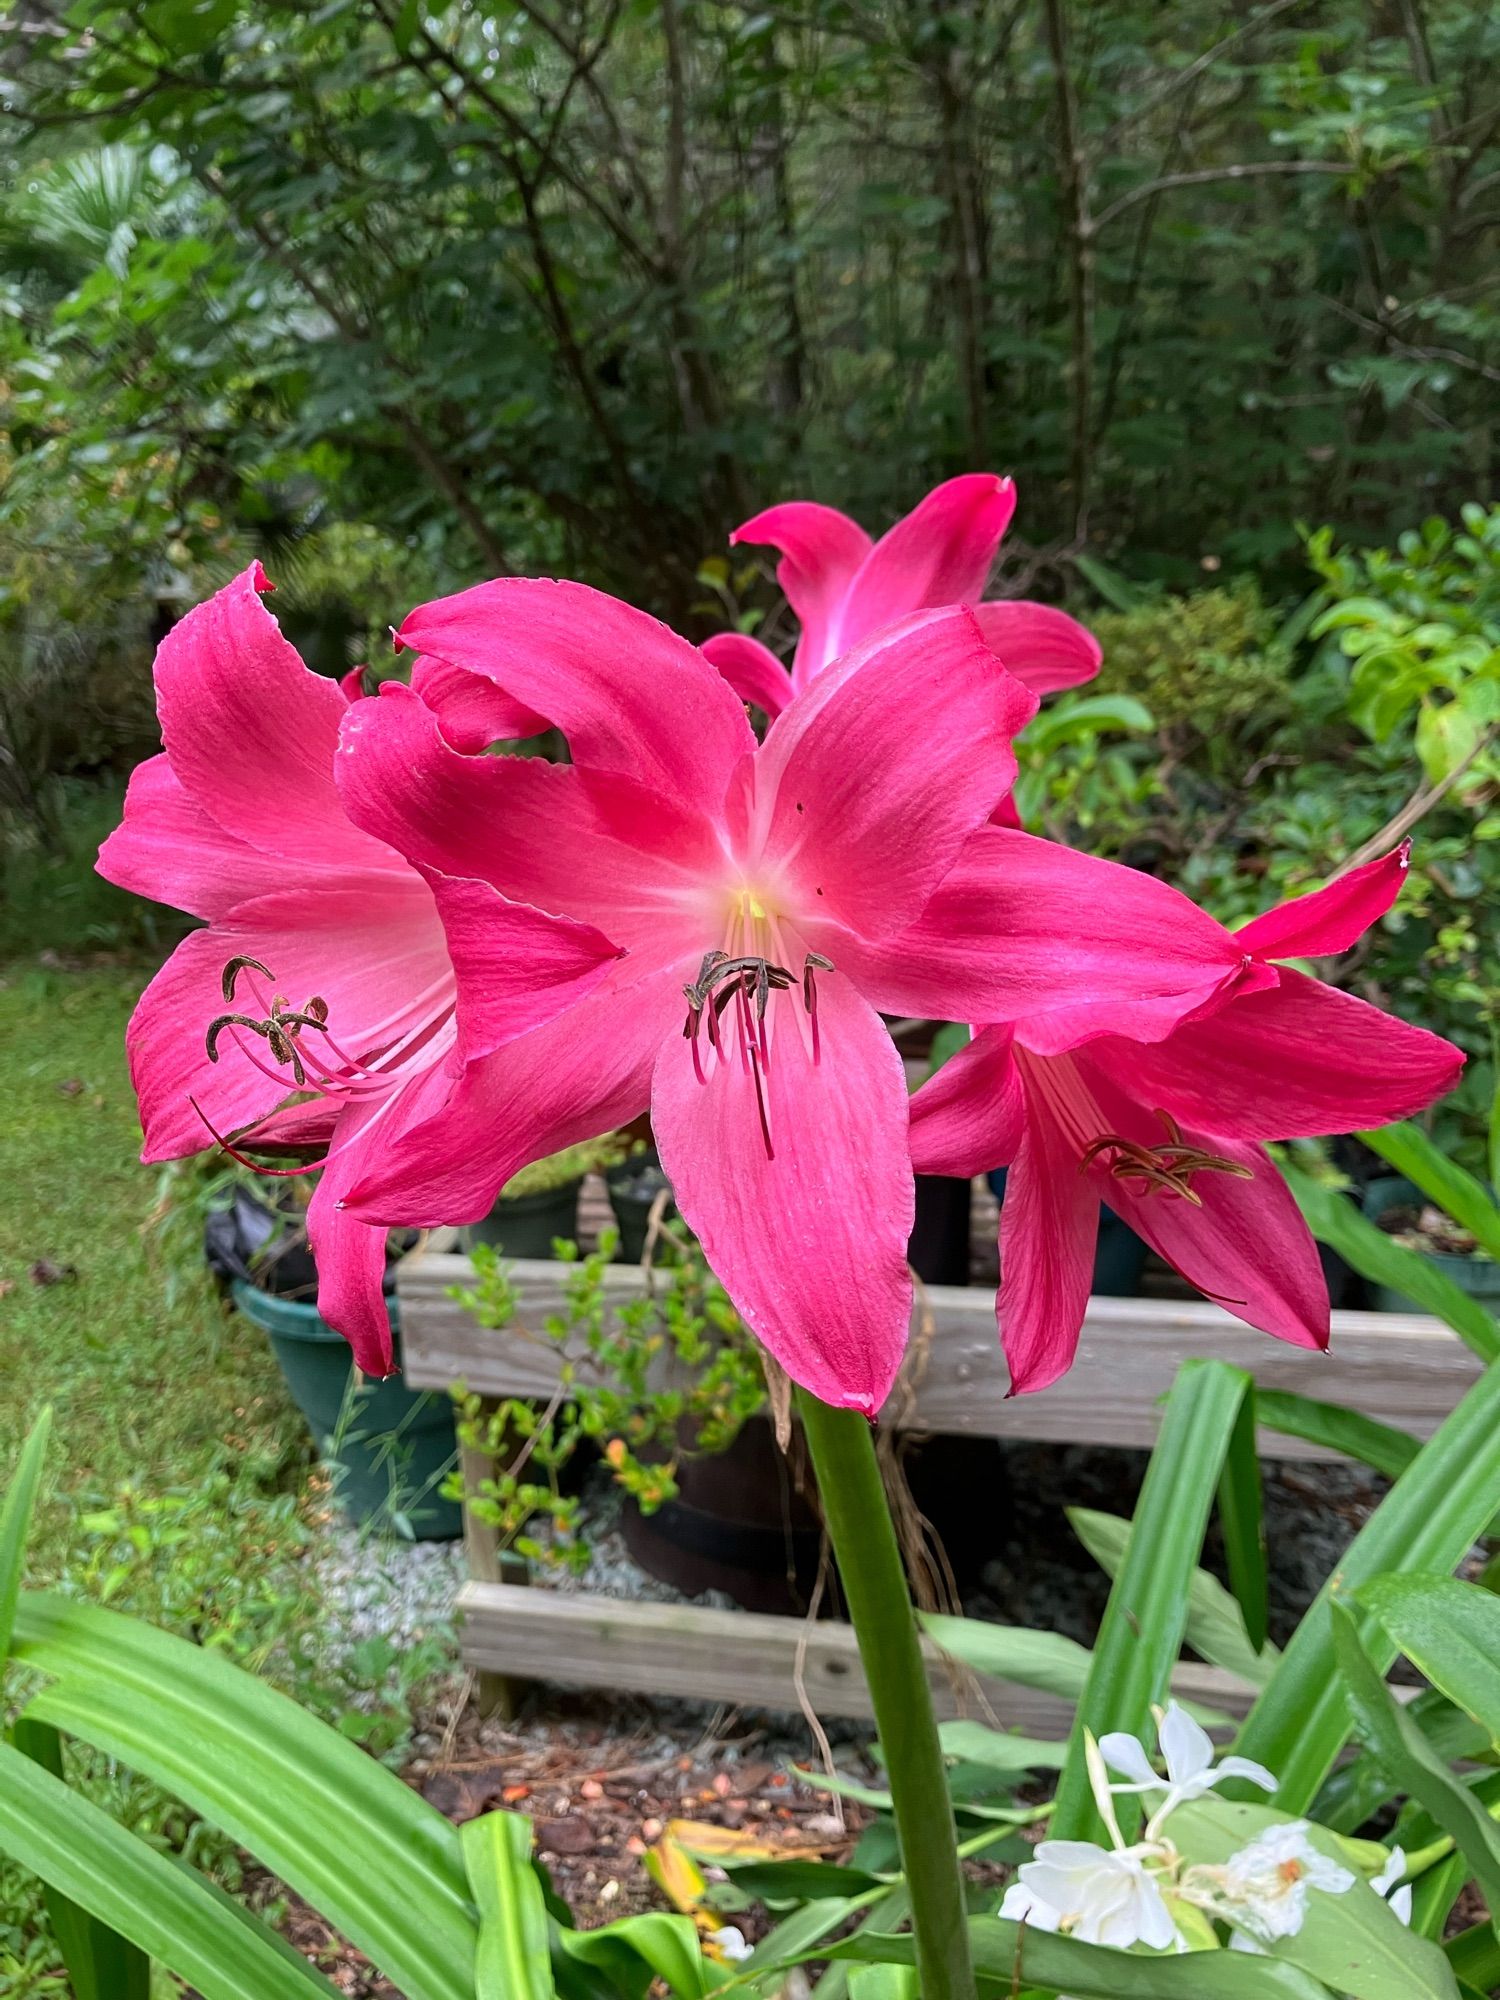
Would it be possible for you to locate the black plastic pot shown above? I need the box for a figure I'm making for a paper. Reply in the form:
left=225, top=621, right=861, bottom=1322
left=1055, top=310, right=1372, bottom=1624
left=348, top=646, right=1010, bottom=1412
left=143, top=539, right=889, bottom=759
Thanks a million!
left=909, top=1174, right=973, bottom=1286
left=605, top=1154, right=682, bottom=1263
left=464, top=1177, right=583, bottom=1259
left=621, top=1419, right=1010, bottom=1612
left=232, top=1282, right=461, bottom=1540
left=1363, top=1175, right=1500, bottom=1315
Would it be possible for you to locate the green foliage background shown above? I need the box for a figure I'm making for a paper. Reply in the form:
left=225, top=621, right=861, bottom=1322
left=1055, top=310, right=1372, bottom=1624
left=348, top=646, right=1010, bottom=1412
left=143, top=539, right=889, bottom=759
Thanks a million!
left=3, top=0, right=1497, bottom=633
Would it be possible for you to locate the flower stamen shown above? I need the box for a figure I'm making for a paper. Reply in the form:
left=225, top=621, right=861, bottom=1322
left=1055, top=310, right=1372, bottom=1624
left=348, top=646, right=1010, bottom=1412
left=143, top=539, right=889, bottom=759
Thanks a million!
left=1079, top=1108, right=1255, bottom=1206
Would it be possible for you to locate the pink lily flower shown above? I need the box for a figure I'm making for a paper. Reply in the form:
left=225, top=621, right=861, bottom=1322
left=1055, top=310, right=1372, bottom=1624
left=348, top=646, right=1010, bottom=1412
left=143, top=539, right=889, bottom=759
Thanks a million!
left=700, top=473, right=1101, bottom=720
left=97, top=566, right=624, bottom=1374
left=909, top=844, right=1464, bottom=1393
left=332, top=580, right=1281, bottom=1414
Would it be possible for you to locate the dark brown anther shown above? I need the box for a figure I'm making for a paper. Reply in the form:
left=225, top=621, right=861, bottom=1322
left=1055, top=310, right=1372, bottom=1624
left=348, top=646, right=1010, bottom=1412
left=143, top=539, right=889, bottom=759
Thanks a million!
left=205, top=1012, right=273, bottom=1063
left=1079, top=1109, right=1254, bottom=1205
left=802, top=950, right=834, bottom=1012
left=220, top=954, right=274, bottom=1002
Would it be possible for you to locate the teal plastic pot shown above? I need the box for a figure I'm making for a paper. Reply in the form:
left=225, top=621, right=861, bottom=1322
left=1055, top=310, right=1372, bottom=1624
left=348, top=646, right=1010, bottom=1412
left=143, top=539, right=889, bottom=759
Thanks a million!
left=232, top=1282, right=461, bottom=1540
left=463, top=1177, right=582, bottom=1260
left=1363, top=1176, right=1500, bottom=1316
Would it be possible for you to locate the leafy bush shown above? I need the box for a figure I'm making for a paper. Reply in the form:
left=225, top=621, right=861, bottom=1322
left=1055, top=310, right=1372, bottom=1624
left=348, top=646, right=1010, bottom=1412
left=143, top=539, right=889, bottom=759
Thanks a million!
left=1092, top=583, right=1300, bottom=768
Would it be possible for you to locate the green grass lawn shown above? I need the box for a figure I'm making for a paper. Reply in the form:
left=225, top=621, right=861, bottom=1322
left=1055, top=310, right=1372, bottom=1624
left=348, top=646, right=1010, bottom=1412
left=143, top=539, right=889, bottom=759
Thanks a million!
left=0, top=960, right=304, bottom=1583
left=0, top=960, right=455, bottom=1988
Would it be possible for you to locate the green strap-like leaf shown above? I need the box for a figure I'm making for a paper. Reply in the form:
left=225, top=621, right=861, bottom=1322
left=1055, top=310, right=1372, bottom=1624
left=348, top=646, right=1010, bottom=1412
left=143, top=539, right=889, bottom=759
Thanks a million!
left=1218, top=1387, right=1269, bottom=1653
left=463, top=1811, right=555, bottom=2000
left=935, top=1717, right=1068, bottom=1773
left=1313, top=1689, right=1489, bottom=1835
left=1052, top=1358, right=1255, bottom=1841
left=0, top=1741, right=338, bottom=2000
left=0, top=1409, right=51, bottom=1663
left=920, top=1611, right=1093, bottom=1697
left=1283, top=1164, right=1500, bottom=1361
left=11, top=1716, right=149, bottom=2000
left=824, top=1917, right=1334, bottom=1997
left=1446, top=1922, right=1500, bottom=1994
left=1358, top=1124, right=1500, bottom=1264
left=1359, top=1573, right=1500, bottom=1749
left=1234, top=1357, right=1500, bottom=1812
left=554, top=1911, right=717, bottom=1998
left=1067, top=1505, right=1278, bottom=1687
left=1254, top=1389, right=1420, bottom=1480
left=12, top=1591, right=474, bottom=2000
left=847, top=1967, right=919, bottom=1999
left=1331, top=1600, right=1500, bottom=1910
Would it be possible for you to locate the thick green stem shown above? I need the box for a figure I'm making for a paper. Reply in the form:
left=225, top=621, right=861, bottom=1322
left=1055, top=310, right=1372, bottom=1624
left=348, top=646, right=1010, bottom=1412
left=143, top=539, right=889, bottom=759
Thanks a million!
left=795, top=1388, right=977, bottom=2000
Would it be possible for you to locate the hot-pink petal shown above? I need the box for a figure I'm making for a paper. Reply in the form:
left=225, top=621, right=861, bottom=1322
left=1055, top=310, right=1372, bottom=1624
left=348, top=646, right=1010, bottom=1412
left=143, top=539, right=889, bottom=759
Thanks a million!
left=408, top=653, right=550, bottom=750
left=395, top=578, right=754, bottom=810
left=97, top=755, right=298, bottom=921
left=154, top=564, right=397, bottom=874
left=128, top=876, right=448, bottom=1161
left=1100, top=968, right=1465, bottom=1139
left=908, top=1027, right=1027, bottom=1179
left=336, top=684, right=718, bottom=956
left=343, top=956, right=689, bottom=1226
left=972, top=600, right=1102, bottom=694
left=834, top=474, right=1016, bottom=663
left=127, top=928, right=294, bottom=1162
left=746, top=610, right=1036, bottom=939
left=819, top=827, right=1250, bottom=1033
left=996, top=1089, right=1100, bottom=1396
left=1235, top=844, right=1412, bottom=962
left=650, top=972, right=913, bottom=1415
left=700, top=632, right=792, bottom=717
left=729, top=500, right=872, bottom=688
left=306, top=1093, right=400, bottom=1377
left=1079, top=1056, right=1329, bottom=1353
left=424, top=870, right=624, bottom=1071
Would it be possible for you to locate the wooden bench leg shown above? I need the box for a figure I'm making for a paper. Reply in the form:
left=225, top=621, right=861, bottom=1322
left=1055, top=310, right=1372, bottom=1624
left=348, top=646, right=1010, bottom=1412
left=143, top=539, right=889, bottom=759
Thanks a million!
left=460, top=1421, right=531, bottom=1720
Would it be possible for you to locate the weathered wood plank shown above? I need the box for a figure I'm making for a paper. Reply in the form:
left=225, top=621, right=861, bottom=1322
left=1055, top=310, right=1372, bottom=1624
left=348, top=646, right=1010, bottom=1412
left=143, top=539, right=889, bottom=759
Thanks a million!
left=398, top=1250, right=1480, bottom=1459
left=456, top=1579, right=1253, bottom=1730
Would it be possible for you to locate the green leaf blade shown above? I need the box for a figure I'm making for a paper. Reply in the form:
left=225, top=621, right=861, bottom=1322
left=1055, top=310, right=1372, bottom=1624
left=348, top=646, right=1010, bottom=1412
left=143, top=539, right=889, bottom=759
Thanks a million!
left=0, top=1742, right=338, bottom=2000
left=463, top=1810, right=555, bottom=2000
left=1331, top=1600, right=1500, bottom=1910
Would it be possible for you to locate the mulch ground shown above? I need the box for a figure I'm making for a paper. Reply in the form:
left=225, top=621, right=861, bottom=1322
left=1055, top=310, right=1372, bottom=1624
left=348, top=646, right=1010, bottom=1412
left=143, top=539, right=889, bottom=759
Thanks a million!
left=247, top=1685, right=871, bottom=1996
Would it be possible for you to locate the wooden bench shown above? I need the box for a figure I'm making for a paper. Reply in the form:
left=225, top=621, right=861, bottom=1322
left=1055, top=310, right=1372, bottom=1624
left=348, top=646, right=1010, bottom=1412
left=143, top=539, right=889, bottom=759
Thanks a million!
left=398, top=1243, right=1477, bottom=1727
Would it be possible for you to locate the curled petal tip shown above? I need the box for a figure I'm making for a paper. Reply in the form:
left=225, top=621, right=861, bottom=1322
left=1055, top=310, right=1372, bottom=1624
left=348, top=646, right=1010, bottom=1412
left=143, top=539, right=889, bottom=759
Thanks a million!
left=248, top=559, right=274, bottom=594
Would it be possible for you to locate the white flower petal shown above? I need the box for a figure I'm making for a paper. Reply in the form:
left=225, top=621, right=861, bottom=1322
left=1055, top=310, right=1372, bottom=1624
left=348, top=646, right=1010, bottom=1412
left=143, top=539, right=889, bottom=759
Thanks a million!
left=1158, top=1702, right=1215, bottom=1787
left=1371, top=1846, right=1406, bottom=1898
left=1099, top=1730, right=1158, bottom=1789
left=1132, top=1876, right=1182, bottom=1952
left=1211, top=1755, right=1279, bottom=1794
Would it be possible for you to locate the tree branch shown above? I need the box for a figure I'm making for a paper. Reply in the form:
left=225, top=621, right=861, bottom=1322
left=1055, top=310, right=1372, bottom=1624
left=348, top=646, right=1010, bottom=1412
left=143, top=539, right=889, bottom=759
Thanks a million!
left=1090, top=159, right=1355, bottom=237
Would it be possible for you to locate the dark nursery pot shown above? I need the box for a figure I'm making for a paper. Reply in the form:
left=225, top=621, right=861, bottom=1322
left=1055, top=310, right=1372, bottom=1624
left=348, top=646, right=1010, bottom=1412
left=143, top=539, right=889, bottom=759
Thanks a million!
left=909, top=1174, right=973, bottom=1286
left=987, top=1167, right=1148, bottom=1296
left=1363, top=1175, right=1500, bottom=1315
left=464, top=1177, right=583, bottom=1260
left=232, top=1282, right=462, bottom=1540
left=605, top=1153, right=682, bottom=1263
left=621, top=1417, right=824, bottom=1615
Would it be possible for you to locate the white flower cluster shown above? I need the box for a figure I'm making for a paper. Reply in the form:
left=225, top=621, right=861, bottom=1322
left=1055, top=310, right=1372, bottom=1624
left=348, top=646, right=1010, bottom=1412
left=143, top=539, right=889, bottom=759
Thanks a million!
left=999, top=1703, right=1401, bottom=1957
